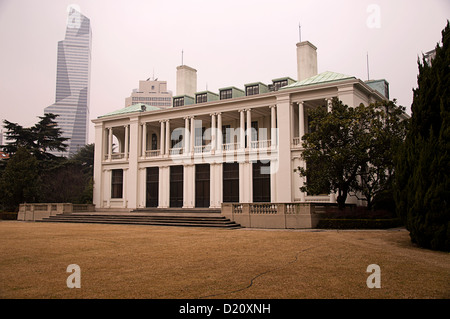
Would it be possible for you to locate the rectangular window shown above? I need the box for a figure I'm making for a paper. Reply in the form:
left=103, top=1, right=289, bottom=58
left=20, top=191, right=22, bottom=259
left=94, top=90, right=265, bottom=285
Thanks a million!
left=173, top=97, right=184, bottom=107
left=246, top=85, right=259, bottom=96
left=222, top=125, right=231, bottom=144
left=220, top=89, right=232, bottom=100
left=273, top=80, right=288, bottom=91
left=111, top=169, right=123, bottom=199
left=196, top=93, right=207, bottom=103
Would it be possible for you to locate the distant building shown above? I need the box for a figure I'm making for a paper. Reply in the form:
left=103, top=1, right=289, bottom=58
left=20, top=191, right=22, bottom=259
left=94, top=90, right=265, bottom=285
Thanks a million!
left=125, top=79, right=172, bottom=108
left=44, top=7, right=92, bottom=156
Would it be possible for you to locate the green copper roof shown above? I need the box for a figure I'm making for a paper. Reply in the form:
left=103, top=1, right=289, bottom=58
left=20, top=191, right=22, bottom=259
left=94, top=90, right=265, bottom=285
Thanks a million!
left=281, top=71, right=355, bottom=90
left=98, top=103, right=162, bottom=118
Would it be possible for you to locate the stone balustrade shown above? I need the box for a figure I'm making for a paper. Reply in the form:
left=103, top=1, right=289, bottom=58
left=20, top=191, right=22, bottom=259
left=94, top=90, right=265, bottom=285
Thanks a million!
left=17, top=203, right=95, bottom=221
left=222, top=202, right=330, bottom=229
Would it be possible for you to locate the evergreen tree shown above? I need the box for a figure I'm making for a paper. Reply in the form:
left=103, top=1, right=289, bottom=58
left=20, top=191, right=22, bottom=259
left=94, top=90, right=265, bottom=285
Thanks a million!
left=32, top=113, right=69, bottom=160
left=1, top=113, right=68, bottom=160
left=395, top=21, right=450, bottom=251
left=0, top=147, right=40, bottom=211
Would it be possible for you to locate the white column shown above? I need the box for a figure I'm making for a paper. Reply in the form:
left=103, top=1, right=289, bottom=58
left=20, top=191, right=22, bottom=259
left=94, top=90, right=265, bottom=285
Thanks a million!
left=93, top=123, right=105, bottom=208
left=124, top=125, right=129, bottom=159
left=298, top=101, right=305, bottom=140
left=270, top=105, right=277, bottom=146
left=108, top=127, right=113, bottom=160
left=122, top=168, right=128, bottom=208
left=275, top=95, right=293, bottom=203
left=103, top=128, right=108, bottom=160
left=217, top=112, right=222, bottom=153
left=327, top=98, right=333, bottom=113
left=165, top=120, right=170, bottom=155
left=246, top=109, right=252, bottom=149
left=184, top=117, right=190, bottom=154
left=126, top=117, right=140, bottom=209
left=290, top=103, right=295, bottom=143
left=142, top=123, right=147, bottom=157
left=190, top=117, right=195, bottom=154
left=239, top=110, right=245, bottom=150
left=211, top=113, right=216, bottom=152
left=139, top=168, right=146, bottom=208
left=160, top=120, right=165, bottom=156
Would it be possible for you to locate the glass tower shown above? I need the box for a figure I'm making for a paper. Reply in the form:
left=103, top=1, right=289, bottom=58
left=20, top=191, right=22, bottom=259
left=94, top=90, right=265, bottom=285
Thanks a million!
left=45, top=7, right=92, bottom=156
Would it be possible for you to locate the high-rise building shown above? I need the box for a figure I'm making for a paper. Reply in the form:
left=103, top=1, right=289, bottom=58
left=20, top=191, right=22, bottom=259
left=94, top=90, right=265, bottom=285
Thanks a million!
left=45, top=6, right=92, bottom=156
left=125, top=79, right=172, bottom=108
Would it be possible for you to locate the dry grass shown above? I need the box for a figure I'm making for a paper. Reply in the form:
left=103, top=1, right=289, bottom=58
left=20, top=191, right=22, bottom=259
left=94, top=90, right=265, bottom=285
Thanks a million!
left=0, top=221, right=448, bottom=299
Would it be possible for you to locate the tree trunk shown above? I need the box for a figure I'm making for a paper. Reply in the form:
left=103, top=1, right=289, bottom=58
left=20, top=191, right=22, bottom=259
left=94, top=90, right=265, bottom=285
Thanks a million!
left=337, top=188, right=348, bottom=210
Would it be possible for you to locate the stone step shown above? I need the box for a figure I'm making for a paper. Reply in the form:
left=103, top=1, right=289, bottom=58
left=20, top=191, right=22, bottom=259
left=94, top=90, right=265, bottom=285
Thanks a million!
left=38, top=213, right=241, bottom=229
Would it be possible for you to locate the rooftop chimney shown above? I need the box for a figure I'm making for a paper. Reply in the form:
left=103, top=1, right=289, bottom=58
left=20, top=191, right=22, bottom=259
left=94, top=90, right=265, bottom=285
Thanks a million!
left=296, top=41, right=318, bottom=81
left=176, top=65, right=197, bottom=97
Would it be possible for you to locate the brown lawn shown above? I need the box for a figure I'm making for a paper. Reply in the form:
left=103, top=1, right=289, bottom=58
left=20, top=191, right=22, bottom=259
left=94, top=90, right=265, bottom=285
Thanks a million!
left=0, top=221, right=448, bottom=299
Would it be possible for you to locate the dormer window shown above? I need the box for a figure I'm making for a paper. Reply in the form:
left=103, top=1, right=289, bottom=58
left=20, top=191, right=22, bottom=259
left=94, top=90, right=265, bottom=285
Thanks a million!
left=196, top=93, right=207, bottom=104
left=173, top=97, right=184, bottom=107
left=246, top=85, right=259, bottom=96
left=220, top=89, right=232, bottom=100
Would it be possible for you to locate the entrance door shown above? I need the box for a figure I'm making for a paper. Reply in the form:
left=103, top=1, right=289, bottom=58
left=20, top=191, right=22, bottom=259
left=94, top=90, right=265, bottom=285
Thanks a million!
left=146, top=167, right=159, bottom=207
left=253, top=161, right=271, bottom=202
left=170, top=165, right=183, bottom=207
left=223, top=163, right=239, bottom=202
left=195, top=164, right=210, bottom=208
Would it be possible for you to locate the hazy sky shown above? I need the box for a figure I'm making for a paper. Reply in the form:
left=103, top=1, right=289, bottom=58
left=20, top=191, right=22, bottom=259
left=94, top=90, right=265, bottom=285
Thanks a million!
left=0, top=0, right=449, bottom=143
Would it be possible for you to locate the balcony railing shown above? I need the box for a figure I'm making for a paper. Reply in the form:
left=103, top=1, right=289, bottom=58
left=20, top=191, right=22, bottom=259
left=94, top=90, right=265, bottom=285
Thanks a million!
left=250, top=139, right=271, bottom=149
left=145, top=150, right=160, bottom=157
left=104, top=139, right=277, bottom=162
left=222, top=143, right=239, bottom=151
left=111, top=153, right=125, bottom=160
left=169, top=148, right=184, bottom=155
left=292, top=137, right=301, bottom=147
left=104, top=153, right=126, bottom=160
left=194, top=145, right=211, bottom=154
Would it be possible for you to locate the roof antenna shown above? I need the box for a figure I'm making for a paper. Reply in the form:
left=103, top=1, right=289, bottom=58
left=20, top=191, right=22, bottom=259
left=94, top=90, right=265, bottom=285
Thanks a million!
left=366, top=52, right=370, bottom=81
left=181, top=49, right=184, bottom=66
left=299, top=22, right=302, bottom=42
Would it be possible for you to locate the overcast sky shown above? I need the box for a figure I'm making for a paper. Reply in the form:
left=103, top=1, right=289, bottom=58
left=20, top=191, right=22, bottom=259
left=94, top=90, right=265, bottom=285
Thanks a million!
left=0, top=0, right=449, bottom=143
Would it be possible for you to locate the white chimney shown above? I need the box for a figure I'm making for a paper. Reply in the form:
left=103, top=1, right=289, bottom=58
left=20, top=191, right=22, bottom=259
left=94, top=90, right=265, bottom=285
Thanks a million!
left=176, top=65, right=197, bottom=97
left=296, top=41, right=318, bottom=81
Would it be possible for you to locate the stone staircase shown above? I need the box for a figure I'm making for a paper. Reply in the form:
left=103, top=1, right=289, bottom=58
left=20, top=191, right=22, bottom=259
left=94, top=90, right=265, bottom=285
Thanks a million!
left=37, top=208, right=241, bottom=229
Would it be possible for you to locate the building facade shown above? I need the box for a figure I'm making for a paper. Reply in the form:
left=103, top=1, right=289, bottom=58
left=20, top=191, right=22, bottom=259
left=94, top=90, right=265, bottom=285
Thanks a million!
left=125, top=79, right=173, bottom=108
left=45, top=7, right=92, bottom=156
left=92, top=41, right=387, bottom=212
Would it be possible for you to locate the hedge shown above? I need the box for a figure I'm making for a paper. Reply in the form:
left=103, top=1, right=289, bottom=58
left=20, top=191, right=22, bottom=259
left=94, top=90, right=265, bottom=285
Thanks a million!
left=317, top=218, right=403, bottom=229
left=0, top=212, right=18, bottom=220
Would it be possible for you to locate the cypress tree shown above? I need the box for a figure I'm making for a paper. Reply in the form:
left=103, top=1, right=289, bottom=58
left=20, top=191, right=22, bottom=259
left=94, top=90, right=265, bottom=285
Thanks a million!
left=395, top=21, right=450, bottom=251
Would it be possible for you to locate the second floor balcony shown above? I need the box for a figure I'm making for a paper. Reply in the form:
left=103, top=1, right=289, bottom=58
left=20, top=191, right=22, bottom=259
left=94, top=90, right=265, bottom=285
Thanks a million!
left=102, top=105, right=278, bottom=163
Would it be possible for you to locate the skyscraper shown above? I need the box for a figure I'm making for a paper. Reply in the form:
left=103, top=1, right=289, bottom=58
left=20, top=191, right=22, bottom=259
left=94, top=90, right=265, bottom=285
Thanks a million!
left=45, top=6, right=92, bottom=156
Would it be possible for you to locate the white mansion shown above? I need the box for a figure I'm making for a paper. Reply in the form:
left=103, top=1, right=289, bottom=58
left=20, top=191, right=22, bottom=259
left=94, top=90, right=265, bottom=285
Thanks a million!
left=92, top=41, right=389, bottom=212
